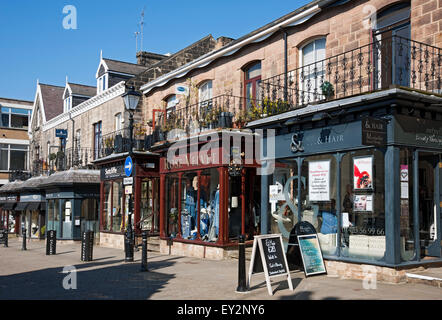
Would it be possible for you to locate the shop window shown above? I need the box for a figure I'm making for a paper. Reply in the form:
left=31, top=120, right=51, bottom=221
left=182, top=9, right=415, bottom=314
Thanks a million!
left=165, top=175, right=179, bottom=237
left=300, top=155, right=338, bottom=256
left=47, top=199, right=55, bottom=231
left=140, top=179, right=159, bottom=232
left=340, top=150, right=385, bottom=261
left=81, top=198, right=99, bottom=237
left=112, top=180, right=124, bottom=232
left=399, top=148, right=415, bottom=261
left=181, top=173, right=198, bottom=240
left=200, top=169, right=220, bottom=242
left=103, top=181, right=112, bottom=231
left=270, top=160, right=299, bottom=249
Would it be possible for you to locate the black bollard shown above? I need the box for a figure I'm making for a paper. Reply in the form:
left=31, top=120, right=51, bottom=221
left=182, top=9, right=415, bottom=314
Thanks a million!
left=4, top=230, right=8, bottom=248
left=124, top=228, right=134, bottom=262
left=46, top=230, right=57, bottom=255
left=236, top=234, right=248, bottom=293
left=22, top=227, right=27, bottom=251
left=141, top=231, right=148, bottom=272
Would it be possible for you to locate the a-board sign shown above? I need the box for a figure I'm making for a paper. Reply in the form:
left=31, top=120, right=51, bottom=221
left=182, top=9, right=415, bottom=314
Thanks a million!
left=297, top=234, right=327, bottom=277
left=248, top=234, right=293, bottom=296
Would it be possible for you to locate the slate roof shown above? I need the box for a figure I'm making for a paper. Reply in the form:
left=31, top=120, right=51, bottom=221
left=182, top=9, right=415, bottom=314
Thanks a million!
left=0, top=180, right=24, bottom=194
left=20, top=175, right=49, bottom=191
left=103, top=58, right=148, bottom=76
left=40, top=169, right=100, bottom=187
left=68, top=83, right=96, bottom=97
left=39, top=84, right=64, bottom=121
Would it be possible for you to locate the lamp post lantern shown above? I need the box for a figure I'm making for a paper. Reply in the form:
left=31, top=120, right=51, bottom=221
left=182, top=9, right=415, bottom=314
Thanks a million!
left=122, top=86, right=141, bottom=263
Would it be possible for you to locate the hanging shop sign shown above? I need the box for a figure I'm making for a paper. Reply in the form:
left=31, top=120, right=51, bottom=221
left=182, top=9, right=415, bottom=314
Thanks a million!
left=308, top=160, right=330, bottom=202
left=297, top=234, right=327, bottom=277
left=353, top=156, right=373, bottom=190
left=56, top=129, right=68, bottom=139
left=248, top=234, right=293, bottom=296
left=101, top=165, right=126, bottom=181
left=361, top=117, right=387, bottom=147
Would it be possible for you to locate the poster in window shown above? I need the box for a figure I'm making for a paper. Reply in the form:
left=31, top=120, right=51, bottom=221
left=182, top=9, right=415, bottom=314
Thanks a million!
left=308, top=160, right=330, bottom=202
left=353, top=194, right=373, bottom=212
left=353, top=156, right=373, bottom=190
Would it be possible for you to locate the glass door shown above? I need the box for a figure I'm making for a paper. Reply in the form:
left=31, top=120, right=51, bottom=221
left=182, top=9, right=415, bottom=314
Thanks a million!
left=61, top=200, right=72, bottom=239
left=418, top=152, right=441, bottom=258
left=81, top=198, right=99, bottom=240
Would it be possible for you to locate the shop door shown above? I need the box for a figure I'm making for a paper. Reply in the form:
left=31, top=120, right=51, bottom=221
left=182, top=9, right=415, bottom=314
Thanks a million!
left=140, top=178, right=160, bottom=233
left=418, top=152, right=441, bottom=258
left=61, top=200, right=72, bottom=239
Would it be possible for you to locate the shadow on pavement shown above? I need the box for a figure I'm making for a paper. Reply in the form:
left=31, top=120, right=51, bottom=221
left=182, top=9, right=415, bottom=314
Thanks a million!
left=0, top=259, right=177, bottom=300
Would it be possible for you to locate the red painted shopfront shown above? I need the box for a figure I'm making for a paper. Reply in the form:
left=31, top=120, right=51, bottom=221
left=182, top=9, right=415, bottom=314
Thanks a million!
left=154, top=130, right=261, bottom=258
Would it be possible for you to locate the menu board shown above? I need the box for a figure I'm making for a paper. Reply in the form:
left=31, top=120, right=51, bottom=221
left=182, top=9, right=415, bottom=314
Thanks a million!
left=248, top=234, right=293, bottom=296
left=297, top=234, right=327, bottom=277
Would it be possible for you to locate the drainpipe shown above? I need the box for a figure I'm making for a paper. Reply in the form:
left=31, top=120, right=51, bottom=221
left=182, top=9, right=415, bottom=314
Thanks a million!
left=281, top=27, right=289, bottom=102
left=69, top=112, right=75, bottom=168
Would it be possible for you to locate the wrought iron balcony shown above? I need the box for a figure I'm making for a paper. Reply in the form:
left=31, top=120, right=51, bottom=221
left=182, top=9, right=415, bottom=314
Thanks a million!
left=49, top=147, right=97, bottom=172
left=154, top=94, right=256, bottom=140
left=259, top=35, right=442, bottom=118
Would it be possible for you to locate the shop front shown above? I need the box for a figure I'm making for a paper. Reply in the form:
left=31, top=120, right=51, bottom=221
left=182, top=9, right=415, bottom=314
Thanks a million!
left=154, top=130, right=261, bottom=260
left=94, top=151, right=160, bottom=249
left=251, top=90, right=442, bottom=281
left=0, top=181, right=23, bottom=235
left=42, top=170, right=100, bottom=242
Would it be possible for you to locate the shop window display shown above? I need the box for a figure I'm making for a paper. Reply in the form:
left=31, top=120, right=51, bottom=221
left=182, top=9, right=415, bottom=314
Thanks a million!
left=112, top=180, right=124, bottom=232
left=399, top=148, right=415, bottom=261
left=181, top=173, right=198, bottom=240
left=103, top=181, right=112, bottom=231
left=200, top=169, right=220, bottom=242
left=340, top=150, right=385, bottom=261
left=300, top=155, right=338, bottom=256
left=166, top=175, right=179, bottom=237
left=270, top=160, right=299, bottom=249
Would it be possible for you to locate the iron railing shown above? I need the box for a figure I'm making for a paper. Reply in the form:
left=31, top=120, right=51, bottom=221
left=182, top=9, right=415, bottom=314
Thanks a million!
left=259, top=35, right=442, bottom=118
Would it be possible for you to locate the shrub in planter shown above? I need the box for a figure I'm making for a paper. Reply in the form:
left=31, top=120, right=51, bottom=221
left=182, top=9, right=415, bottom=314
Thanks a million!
left=320, top=81, right=335, bottom=99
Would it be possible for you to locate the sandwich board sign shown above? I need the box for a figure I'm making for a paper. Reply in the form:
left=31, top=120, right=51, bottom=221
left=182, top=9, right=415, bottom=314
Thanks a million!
left=247, top=234, right=293, bottom=296
left=297, top=234, right=327, bottom=277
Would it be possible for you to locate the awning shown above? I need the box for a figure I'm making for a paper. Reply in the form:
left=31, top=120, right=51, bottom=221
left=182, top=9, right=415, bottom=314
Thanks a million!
left=2, top=203, right=16, bottom=210
left=27, top=202, right=45, bottom=211
left=15, top=202, right=29, bottom=211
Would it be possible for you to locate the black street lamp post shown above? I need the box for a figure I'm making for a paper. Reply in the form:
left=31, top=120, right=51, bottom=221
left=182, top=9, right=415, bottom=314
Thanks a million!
left=122, top=86, right=141, bottom=263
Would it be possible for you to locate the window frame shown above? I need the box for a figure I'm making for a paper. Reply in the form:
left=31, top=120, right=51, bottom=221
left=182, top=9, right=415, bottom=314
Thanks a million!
left=243, top=61, right=262, bottom=109
left=0, top=143, right=29, bottom=172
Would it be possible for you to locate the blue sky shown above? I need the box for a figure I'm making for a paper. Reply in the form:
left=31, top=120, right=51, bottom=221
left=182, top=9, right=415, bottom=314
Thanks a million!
left=0, top=0, right=311, bottom=102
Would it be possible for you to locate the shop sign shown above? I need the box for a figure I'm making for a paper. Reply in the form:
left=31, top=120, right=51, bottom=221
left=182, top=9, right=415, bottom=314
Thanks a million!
left=55, top=129, right=68, bottom=138
left=248, top=234, right=293, bottom=296
left=354, top=156, right=373, bottom=190
left=395, top=115, right=442, bottom=148
left=124, top=177, right=133, bottom=186
left=308, top=160, right=330, bottom=202
left=101, top=165, right=126, bottom=180
left=297, top=234, right=327, bottom=277
left=361, top=117, right=387, bottom=147
left=6, top=196, right=17, bottom=202
left=20, top=194, right=44, bottom=202
left=401, top=165, right=409, bottom=199
left=0, top=196, right=6, bottom=202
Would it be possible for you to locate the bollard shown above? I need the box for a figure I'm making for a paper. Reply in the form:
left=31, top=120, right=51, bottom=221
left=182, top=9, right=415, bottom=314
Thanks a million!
left=46, top=230, right=57, bottom=255
left=141, top=231, right=148, bottom=272
left=4, top=230, right=8, bottom=248
left=22, top=227, right=27, bottom=251
left=124, top=228, right=134, bottom=262
left=236, top=234, right=248, bottom=293
left=81, top=231, right=94, bottom=262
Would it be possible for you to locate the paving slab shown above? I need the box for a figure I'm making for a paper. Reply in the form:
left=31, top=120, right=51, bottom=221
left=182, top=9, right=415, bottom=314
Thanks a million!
left=0, top=238, right=440, bottom=300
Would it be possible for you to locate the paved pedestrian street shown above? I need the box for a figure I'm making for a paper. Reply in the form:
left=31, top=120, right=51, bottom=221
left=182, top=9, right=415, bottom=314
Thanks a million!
left=0, top=238, right=440, bottom=300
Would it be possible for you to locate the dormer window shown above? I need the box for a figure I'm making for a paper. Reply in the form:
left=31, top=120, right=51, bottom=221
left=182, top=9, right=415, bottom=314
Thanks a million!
left=97, top=74, right=108, bottom=94
left=64, top=96, right=72, bottom=113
